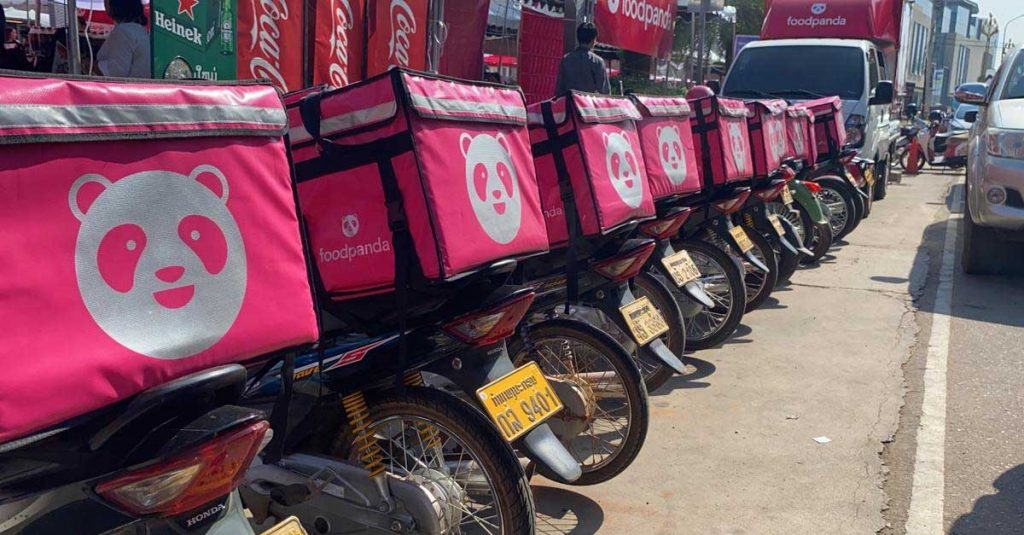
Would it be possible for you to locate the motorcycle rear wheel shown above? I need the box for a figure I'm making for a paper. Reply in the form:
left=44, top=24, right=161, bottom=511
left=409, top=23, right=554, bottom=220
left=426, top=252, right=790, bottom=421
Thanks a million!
left=739, top=226, right=779, bottom=312
left=816, top=180, right=858, bottom=240
left=509, top=319, right=649, bottom=486
left=631, top=271, right=686, bottom=392
left=672, top=238, right=746, bottom=350
left=333, top=387, right=535, bottom=535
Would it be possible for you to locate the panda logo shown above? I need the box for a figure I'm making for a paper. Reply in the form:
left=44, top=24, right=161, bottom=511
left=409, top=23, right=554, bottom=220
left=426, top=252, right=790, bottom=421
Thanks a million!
left=461, top=132, right=522, bottom=245
left=656, top=125, right=687, bottom=186
left=728, top=122, right=748, bottom=173
left=603, top=130, right=644, bottom=209
left=811, top=3, right=827, bottom=15
left=791, top=122, right=806, bottom=154
left=342, top=214, right=360, bottom=238
left=69, top=165, right=246, bottom=359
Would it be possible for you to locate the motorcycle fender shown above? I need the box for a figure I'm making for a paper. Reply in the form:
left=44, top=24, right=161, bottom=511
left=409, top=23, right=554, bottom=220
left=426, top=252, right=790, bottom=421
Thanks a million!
left=426, top=346, right=582, bottom=483
left=711, top=218, right=770, bottom=273
left=651, top=241, right=715, bottom=308
left=776, top=217, right=813, bottom=256
left=790, top=182, right=827, bottom=225
left=605, top=284, right=686, bottom=375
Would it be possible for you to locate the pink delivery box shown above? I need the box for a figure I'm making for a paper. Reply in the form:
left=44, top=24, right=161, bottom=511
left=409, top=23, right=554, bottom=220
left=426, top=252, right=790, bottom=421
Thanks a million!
left=630, top=95, right=701, bottom=200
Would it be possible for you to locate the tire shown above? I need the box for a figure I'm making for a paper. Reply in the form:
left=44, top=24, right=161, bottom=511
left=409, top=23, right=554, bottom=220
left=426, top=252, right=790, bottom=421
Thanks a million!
left=816, top=178, right=858, bottom=240
left=672, top=238, right=746, bottom=350
left=631, top=271, right=685, bottom=392
left=769, top=233, right=800, bottom=286
left=801, top=221, right=834, bottom=265
left=874, top=159, right=888, bottom=200
left=509, top=319, right=649, bottom=486
left=899, top=148, right=926, bottom=171
left=739, top=226, right=779, bottom=312
left=962, top=203, right=1002, bottom=275
left=333, top=386, right=535, bottom=535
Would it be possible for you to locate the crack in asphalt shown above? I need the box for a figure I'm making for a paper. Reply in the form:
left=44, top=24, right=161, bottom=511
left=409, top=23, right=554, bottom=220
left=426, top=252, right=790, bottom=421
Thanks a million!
left=787, top=281, right=911, bottom=300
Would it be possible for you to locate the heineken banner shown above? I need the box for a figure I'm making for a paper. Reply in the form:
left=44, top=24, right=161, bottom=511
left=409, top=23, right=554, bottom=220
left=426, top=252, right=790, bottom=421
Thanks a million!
left=313, top=0, right=365, bottom=88
left=152, top=0, right=303, bottom=92
left=152, top=0, right=238, bottom=80
left=237, top=0, right=304, bottom=92
left=365, top=0, right=428, bottom=77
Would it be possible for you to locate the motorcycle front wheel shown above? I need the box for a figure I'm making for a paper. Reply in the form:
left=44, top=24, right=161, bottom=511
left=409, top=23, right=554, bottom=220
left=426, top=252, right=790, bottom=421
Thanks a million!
left=509, top=319, right=649, bottom=486
left=736, top=225, right=779, bottom=312
left=333, top=386, right=535, bottom=535
left=671, top=238, right=746, bottom=350
left=631, top=270, right=686, bottom=392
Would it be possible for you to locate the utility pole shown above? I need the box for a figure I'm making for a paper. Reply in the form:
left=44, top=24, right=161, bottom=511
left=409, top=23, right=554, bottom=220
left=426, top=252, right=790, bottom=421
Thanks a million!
left=696, top=0, right=709, bottom=84
left=920, top=0, right=941, bottom=113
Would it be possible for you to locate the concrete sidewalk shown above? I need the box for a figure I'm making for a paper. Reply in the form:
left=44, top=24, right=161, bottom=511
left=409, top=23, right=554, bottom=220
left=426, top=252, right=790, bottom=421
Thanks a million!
left=531, top=172, right=956, bottom=534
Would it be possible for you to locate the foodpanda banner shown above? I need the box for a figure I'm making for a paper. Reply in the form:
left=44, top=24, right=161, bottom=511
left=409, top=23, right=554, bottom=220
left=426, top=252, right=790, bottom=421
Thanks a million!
left=313, top=0, right=366, bottom=88
left=237, top=0, right=305, bottom=92
left=595, top=0, right=676, bottom=58
left=761, top=0, right=902, bottom=48
left=365, top=0, right=429, bottom=77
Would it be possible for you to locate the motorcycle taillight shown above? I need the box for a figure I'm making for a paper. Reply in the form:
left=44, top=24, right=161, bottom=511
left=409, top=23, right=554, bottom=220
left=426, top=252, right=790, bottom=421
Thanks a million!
left=755, top=181, right=789, bottom=202
left=589, top=241, right=657, bottom=283
left=442, top=292, right=536, bottom=347
left=710, top=190, right=751, bottom=215
left=639, top=209, right=691, bottom=239
left=96, top=420, right=269, bottom=517
left=801, top=181, right=822, bottom=194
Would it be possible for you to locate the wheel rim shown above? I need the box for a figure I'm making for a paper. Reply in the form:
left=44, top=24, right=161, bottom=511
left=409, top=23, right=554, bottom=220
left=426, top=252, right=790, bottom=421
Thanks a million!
left=816, top=188, right=848, bottom=236
left=514, top=336, right=632, bottom=473
left=682, top=249, right=734, bottom=342
left=765, top=201, right=805, bottom=241
left=368, top=415, right=504, bottom=534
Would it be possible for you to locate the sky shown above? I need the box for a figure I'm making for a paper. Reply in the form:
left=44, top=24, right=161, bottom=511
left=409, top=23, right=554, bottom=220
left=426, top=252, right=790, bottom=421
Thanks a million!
left=978, top=0, right=1024, bottom=66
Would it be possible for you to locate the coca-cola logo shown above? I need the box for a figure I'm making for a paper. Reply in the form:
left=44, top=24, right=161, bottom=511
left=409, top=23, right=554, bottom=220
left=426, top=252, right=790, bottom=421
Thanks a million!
left=248, top=0, right=291, bottom=91
left=386, top=0, right=417, bottom=66
left=327, top=0, right=356, bottom=86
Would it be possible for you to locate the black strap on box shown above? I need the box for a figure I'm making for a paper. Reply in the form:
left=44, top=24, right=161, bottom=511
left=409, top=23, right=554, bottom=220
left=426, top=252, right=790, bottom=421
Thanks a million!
left=539, top=102, right=581, bottom=311
left=693, top=100, right=717, bottom=193
left=297, top=93, right=416, bottom=389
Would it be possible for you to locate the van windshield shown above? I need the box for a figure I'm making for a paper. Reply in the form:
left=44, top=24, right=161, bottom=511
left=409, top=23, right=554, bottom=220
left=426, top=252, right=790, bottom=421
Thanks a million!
left=723, top=46, right=865, bottom=101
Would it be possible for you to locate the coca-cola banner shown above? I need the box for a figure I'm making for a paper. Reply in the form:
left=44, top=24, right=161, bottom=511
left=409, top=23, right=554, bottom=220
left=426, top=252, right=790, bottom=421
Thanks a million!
left=365, top=0, right=429, bottom=77
left=237, top=0, right=305, bottom=92
left=595, top=0, right=677, bottom=58
left=437, top=0, right=487, bottom=80
left=314, top=0, right=366, bottom=87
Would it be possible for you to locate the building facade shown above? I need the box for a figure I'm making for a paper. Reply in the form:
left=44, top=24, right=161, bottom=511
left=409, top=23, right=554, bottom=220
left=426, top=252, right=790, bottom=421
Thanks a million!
left=928, top=0, right=995, bottom=110
left=902, top=0, right=934, bottom=107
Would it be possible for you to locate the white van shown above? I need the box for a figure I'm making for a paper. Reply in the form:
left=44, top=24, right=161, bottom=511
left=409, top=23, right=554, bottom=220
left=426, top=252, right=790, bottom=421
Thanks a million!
left=721, top=38, right=896, bottom=199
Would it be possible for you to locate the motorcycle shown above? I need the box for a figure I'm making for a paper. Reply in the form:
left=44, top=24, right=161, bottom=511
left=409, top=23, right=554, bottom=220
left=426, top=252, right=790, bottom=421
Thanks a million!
left=899, top=119, right=969, bottom=172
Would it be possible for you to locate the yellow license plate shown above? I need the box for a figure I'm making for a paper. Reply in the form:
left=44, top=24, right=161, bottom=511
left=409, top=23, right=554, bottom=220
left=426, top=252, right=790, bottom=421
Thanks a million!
left=780, top=185, right=794, bottom=206
left=619, top=296, right=670, bottom=346
left=864, top=167, right=876, bottom=185
left=661, top=249, right=702, bottom=287
left=261, top=517, right=308, bottom=535
left=768, top=214, right=786, bottom=237
left=729, top=225, right=755, bottom=253
left=476, top=362, right=563, bottom=442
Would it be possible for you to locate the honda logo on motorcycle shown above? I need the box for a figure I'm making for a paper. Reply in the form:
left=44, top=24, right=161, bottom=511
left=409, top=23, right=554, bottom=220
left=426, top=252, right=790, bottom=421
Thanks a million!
left=69, top=165, right=246, bottom=360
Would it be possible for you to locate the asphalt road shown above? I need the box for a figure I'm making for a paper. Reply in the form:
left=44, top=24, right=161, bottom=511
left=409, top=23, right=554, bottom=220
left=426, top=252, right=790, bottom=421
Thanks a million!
left=530, top=170, right=1024, bottom=534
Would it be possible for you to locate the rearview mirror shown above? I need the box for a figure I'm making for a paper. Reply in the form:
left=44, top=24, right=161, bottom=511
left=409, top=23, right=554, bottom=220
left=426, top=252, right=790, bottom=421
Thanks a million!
left=869, top=81, right=894, bottom=106
left=964, top=110, right=978, bottom=123
left=954, top=83, right=986, bottom=105
left=706, top=80, right=722, bottom=95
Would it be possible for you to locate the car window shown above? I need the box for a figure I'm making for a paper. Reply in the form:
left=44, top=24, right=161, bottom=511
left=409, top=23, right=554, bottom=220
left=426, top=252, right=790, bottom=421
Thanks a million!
left=722, top=46, right=865, bottom=100
left=1001, top=53, right=1024, bottom=100
left=868, top=50, right=880, bottom=89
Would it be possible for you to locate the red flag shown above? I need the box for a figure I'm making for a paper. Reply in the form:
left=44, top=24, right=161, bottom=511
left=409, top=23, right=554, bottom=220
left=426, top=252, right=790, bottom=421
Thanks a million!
left=365, top=0, right=429, bottom=77
left=313, top=0, right=366, bottom=87
left=237, top=0, right=305, bottom=92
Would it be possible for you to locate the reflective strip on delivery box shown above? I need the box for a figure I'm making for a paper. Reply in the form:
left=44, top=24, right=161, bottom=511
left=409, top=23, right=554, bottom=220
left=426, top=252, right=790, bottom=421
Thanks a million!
left=0, top=75, right=319, bottom=444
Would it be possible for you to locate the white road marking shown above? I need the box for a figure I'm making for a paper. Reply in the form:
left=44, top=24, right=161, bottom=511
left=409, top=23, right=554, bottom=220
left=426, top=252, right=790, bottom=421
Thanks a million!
left=905, top=183, right=961, bottom=534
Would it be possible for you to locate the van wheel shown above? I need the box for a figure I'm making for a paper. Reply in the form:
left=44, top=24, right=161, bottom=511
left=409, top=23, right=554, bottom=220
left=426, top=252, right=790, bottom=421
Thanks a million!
left=962, top=205, right=1001, bottom=275
left=874, top=159, right=888, bottom=200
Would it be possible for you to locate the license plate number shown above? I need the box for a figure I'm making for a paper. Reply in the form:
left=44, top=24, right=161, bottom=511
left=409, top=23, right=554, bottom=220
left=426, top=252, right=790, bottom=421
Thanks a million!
left=661, top=250, right=702, bottom=287
left=476, top=362, right=563, bottom=442
left=729, top=225, right=755, bottom=253
left=780, top=186, right=794, bottom=206
left=768, top=214, right=786, bottom=237
left=261, top=517, right=308, bottom=535
left=864, top=167, right=876, bottom=185
left=619, top=296, right=670, bottom=346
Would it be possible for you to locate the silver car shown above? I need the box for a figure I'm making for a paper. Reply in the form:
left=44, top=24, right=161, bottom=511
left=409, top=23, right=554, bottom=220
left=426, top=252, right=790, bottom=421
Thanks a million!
left=956, top=48, right=1024, bottom=274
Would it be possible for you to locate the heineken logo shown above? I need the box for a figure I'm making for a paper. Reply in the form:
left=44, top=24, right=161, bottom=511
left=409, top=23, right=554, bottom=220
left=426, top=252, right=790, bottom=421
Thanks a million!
left=155, top=10, right=203, bottom=46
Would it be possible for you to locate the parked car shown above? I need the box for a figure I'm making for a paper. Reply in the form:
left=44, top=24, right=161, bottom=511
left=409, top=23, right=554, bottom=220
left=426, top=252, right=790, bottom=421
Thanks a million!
left=956, top=49, right=1024, bottom=274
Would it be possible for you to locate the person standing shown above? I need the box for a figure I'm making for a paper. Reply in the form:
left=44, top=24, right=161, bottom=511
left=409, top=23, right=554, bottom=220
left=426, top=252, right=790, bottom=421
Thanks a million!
left=554, top=22, right=611, bottom=96
left=0, top=10, right=31, bottom=71
left=96, top=0, right=150, bottom=78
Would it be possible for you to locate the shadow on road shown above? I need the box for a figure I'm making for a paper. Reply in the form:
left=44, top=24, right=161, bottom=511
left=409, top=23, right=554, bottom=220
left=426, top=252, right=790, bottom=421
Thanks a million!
left=950, top=465, right=1024, bottom=534
left=532, top=485, right=605, bottom=535
left=650, top=356, right=716, bottom=395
